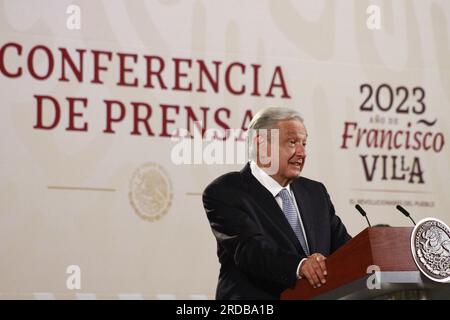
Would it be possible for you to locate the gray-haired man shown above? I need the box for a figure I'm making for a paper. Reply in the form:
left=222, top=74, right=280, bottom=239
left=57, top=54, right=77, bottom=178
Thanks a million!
left=203, top=107, right=351, bottom=299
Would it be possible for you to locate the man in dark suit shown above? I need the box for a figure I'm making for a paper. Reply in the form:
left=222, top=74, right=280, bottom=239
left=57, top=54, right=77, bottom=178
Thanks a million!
left=203, top=107, right=351, bottom=299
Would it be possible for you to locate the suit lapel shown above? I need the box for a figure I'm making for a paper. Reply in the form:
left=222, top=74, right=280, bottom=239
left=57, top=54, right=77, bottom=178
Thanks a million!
left=291, top=181, right=316, bottom=253
left=240, top=164, right=303, bottom=253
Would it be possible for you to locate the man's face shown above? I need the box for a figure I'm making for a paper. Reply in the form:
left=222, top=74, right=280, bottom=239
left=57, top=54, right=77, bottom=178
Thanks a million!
left=269, top=119, right=307, bottom=186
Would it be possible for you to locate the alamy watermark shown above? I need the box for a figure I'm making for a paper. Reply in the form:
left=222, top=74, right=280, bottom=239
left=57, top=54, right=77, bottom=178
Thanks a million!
left=366, top=4, right=381, bottom=30
left=366, top=264, right=381, bottom=290
left=66, top=5, right=81, bottom=30
left=66, top=265, right=81, bottom=290
left=170, top=123, right=280, bottom=174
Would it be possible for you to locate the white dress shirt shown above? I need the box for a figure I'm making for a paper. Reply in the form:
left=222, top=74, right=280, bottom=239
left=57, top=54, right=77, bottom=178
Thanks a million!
left=250, top=161, right=309, bottom=279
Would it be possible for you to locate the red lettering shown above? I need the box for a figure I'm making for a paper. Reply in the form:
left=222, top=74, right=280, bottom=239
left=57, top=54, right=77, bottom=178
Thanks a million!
left=433, top=133, right=445, bottom=152
left=91, top=50, right=112, bottom=84
left=143, top=55, right=167, bottom=89
left=0, top=42, right=22, bottom=77
left=117, top=52, right=138, bottom=87
left=185, top=105, right=209, bottom=137
left=236, top=109, right=253, bottom=141
left=266, top=66, right=290, bottom=98
left=66, top=97, right=88, bottom=131
left=356, top=128, right=367, bottom=147
left=412, top=131, right=422, bottom=150
left=423, top=132, right=432, bottom=150
left=172, top=58, right=192, bottom=91
left=250, top=64, right=261, bottom=97
left=225, top=62, right=245, bottom=95
left=340, top=122, right=357, bottom=149
left=213, top=107, right=231, bottom=140
left=160, top=104, right=180, bottom=137
left=59, top=48, right=85, bottom=82
left=33, top=95, right=61, bottom=130
left=197, top=60, right=220, bottom=93
left=103, top=100, right=126, bottom=133
left=28, top=45, right=54, bottom=80
left=130, top=102, right=154, bottom=136
left=393, top=130, right=403, bottom=149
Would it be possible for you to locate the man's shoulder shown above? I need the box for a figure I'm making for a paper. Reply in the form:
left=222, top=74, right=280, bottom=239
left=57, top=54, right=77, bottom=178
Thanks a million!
left=294, top=176, right=326, bottom=191
left=203, top=169, right=246, bottom=196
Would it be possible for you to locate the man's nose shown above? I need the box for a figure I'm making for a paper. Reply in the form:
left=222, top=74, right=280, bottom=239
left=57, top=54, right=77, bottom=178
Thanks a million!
left=296, top=144, right=306, bottom=156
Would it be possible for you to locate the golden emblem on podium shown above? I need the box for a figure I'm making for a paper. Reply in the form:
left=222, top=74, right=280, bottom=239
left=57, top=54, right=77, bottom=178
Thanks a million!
left=411, top=218, right=450, bottom=283
left=129, top=162, right=173, bottom=221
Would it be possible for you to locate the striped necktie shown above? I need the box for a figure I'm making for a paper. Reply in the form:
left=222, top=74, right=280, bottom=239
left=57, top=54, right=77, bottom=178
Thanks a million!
left=278, top=188, right=310, bottom=255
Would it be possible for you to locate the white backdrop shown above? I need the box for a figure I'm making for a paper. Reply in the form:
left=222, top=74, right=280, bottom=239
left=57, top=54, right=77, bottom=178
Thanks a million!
left=0, top=0, right=449, bottom=299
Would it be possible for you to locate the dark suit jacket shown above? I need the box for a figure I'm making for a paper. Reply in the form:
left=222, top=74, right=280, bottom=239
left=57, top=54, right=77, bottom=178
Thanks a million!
left=202, top=162, right=351, bottom=300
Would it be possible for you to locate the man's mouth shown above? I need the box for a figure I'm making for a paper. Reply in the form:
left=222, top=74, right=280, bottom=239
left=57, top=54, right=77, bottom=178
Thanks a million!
left=289, top=159, right=303, bottom=168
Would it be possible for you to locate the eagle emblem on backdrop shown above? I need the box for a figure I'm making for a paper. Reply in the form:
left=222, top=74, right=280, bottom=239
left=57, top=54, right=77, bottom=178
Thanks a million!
left=129, top=162, right=173, bottom=221
left=411, top=218, right=450, bottom=283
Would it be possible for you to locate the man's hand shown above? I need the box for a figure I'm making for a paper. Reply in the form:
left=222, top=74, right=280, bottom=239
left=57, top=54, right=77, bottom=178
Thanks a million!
left=299, top=253, right=327, bottom=288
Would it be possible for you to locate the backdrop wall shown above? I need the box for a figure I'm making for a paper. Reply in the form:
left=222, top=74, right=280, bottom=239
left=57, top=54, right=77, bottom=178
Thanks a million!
left=1, top=0, right=449, bottom=299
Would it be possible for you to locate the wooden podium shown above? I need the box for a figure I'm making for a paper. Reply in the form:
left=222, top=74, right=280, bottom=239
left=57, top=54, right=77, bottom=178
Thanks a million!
left=281, top=227, right=450, bottom=300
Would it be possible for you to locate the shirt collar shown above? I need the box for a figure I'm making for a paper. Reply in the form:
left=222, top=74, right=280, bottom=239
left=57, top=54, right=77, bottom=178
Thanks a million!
left=250, top=161, right=292, bottom=197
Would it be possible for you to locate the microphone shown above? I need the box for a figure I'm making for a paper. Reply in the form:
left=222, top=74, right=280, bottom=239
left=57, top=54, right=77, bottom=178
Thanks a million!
left=355, top=204, right=372, bottom=228
left=396, top=205, right=416, bottom=226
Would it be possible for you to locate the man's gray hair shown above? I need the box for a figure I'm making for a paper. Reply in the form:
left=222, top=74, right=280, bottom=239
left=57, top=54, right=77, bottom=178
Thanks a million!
left=248, top=107, right=304, bottom=131
left=247, top=107, right=304, bottom=160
